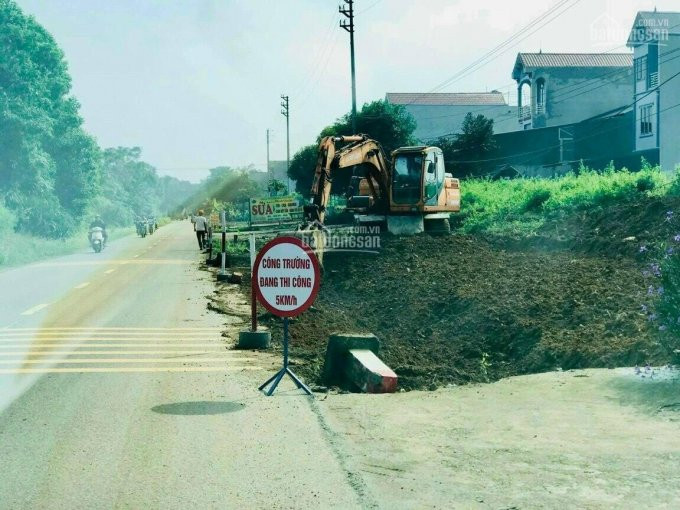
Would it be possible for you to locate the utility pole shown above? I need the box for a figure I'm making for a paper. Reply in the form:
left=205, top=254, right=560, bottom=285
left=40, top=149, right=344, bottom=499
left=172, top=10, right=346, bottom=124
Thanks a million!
left=281, top=94, right=290, bottom=194
left=339, top=0, right=357, bottom=134
left=266, top=129, right=271, bottom=196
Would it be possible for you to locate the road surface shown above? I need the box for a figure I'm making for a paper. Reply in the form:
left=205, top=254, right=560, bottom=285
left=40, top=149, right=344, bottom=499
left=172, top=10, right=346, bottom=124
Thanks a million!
left=0, top=221, right=363, bottom=509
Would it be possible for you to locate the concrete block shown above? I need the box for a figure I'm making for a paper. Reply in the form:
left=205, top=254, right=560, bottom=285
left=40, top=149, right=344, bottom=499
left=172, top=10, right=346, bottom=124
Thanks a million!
left=238, top=329, right=271, bottom=349
left=228, top=272, right=243, bottom=284
left=322, top=333, right=380, bottom=386
left=345, top=349, right=398, bottom=393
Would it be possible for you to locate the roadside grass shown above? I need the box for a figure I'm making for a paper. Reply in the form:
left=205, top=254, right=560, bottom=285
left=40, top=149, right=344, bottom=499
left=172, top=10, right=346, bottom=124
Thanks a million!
left=457, top=163, right=674, bottom=237
left=0, top=226, right=135, bottom=269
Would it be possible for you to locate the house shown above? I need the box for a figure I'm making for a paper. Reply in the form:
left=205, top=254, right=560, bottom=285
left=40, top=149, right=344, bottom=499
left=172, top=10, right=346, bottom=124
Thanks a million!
left=627, top=11, right=680, bottom=172
left=511, top=52, right=633, bottom=130
left=385, top=92, right=516, bottom=142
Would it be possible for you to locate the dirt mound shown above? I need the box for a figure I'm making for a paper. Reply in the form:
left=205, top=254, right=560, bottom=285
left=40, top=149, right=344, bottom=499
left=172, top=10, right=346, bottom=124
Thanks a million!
left=237, top=232, right=664, bottom=390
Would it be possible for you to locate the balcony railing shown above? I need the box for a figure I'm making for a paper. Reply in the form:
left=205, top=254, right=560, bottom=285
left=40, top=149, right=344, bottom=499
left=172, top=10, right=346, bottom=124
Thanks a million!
left=535, top=103, right=545, bottom=115
left=518, top=105, right=531, bottom=122
left=649, top=71, right=659, bottom=88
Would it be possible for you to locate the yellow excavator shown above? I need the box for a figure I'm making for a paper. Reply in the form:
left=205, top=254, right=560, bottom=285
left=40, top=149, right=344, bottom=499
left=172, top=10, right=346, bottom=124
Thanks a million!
left=303, top=135, right=461, bottom=234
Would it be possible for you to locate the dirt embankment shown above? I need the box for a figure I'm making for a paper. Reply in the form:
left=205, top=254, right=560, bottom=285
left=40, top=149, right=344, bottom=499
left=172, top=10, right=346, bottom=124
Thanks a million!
left=212, top=196, right=678, bottom=390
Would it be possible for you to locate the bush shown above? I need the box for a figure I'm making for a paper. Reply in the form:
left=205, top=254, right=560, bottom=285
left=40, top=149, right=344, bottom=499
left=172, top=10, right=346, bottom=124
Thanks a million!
left=459, top=164, right=671, bottom=236
left=522, top=189, right=551, bottom=212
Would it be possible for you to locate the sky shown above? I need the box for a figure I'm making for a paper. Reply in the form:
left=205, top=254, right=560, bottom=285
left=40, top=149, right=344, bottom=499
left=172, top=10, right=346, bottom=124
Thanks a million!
left=15, top=0, right=680, bottom=182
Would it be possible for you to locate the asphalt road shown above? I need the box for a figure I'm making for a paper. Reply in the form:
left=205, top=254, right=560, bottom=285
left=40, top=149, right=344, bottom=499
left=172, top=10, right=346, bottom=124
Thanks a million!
left=0, top=222, right=362, bottom=509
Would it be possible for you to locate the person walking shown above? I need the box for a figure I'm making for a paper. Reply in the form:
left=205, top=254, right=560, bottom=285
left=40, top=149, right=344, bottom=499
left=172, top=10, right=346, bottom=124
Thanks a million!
left=193, top=210, right=208, bottom=250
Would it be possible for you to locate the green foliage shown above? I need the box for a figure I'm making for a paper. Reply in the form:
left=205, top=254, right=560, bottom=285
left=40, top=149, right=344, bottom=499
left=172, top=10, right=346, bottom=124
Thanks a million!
left=179, top=165, right=266, bottom=219
left=318, top=99, right=416, bottom=155
left=288, top=145, right=319, bottom=194
left=0, top=0, right=100, bottom=238
left=431, top=113, right=496, bottom=178
left=289, top=100, right=417, bottom=196
left=459, top=165, right=670, bottom=236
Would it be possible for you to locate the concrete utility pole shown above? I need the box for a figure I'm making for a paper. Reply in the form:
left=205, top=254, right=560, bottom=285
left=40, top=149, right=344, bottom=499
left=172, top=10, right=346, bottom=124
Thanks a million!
left=339, top=0, right=357, bottom=134
left=266, top=129, right=271, bottom=196
left=281, top=95, right=290, bottom=194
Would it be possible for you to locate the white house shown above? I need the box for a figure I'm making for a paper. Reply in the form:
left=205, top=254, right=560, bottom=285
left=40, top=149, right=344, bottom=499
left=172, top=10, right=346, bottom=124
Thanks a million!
left=511, top=52, right=633, bottom=130
left=627, top=11, right=680, bottom=172
left=385, top=92, right=517, bottom=142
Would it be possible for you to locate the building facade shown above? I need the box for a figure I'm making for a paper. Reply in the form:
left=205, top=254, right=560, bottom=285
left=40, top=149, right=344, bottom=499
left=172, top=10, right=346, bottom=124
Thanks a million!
left=627, top=11, right=680, bottom=172
left=511, top=52, right=633, bottom=130
left=385, top=92, right=517, bottom=142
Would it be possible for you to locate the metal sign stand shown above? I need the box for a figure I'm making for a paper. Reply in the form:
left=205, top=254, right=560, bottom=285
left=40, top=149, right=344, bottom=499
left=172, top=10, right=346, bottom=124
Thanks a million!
left=258, top=317, right=312, bottom=396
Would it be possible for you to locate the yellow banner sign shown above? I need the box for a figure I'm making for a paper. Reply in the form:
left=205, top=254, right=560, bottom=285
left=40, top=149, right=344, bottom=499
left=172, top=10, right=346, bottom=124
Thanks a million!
left=250, top=196, right=303, bottom=224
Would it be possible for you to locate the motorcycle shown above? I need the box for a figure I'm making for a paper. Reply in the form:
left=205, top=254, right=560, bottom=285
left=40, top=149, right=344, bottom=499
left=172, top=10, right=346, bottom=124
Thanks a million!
left=136, top=220, right=148, bottom=238
left=147, top=219, right=155, bottom=235
left=89, top=227, right=105, bottom=253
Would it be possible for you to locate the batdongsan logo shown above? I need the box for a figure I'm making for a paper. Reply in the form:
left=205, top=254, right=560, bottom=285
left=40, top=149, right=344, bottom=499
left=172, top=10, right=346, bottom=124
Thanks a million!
left=629, top=16, right=671, bottom=45
left=590, top=10, right=628, bottom=47
left=590, top=2, right=670, bottom=47
left=294, top=221, right=382, bottom=255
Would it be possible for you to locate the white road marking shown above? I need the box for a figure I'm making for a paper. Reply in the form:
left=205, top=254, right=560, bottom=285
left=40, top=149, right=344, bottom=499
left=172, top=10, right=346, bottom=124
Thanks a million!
left=74, top=282, right=90, bottom=289
left=20, top=304, right=49, bottom=316
left=0, top=350, right=235, bottom=356
left=0, top=357, right=252, bottom=364
left=0, top=327, right=223, bottom=331
left=0, top=332, right=221, bottom=338
left=0, top=343, right=221, bottom=348
left=0, top=366, right=261, bottom=374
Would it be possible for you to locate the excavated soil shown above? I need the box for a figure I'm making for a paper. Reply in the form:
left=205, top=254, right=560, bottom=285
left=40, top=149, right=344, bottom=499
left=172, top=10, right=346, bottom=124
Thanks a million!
left=230, top=234, right=662, bottom=390
left=217, top=196, right=679, bottom=390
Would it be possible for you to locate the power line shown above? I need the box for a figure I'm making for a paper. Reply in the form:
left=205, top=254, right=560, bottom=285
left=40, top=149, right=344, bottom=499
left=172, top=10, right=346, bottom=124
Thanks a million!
left=402, top=0, right=582, bottom=107
left=447, top=68, right=680, bottom=166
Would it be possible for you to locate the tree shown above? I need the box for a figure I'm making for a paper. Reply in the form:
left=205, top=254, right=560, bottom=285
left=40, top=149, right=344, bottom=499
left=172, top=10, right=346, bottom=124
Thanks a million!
left=0, top=0, right=100, bottom=237
left=288, top=145, right=319, bottom=194
left=288, top=99, right=417, bottom=195
left=432, top=113, right=497, bottom=178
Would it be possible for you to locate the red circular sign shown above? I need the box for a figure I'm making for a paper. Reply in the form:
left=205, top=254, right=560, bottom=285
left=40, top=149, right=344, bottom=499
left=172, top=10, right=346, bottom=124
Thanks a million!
left=253, top=236, right=321, bottom=317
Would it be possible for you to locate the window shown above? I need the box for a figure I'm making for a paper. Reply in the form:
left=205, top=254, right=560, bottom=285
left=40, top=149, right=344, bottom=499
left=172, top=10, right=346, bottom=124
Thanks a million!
left=640, top=103, right=653, bottom=136
left=535, top=78, right=546, bottom=114
left=634, top=55, right=648, bottom=82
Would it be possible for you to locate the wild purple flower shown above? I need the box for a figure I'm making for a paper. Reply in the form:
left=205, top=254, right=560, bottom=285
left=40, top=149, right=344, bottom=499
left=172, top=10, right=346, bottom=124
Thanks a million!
left=674, top=234, right=680, bottom=242
left=641, top=304, right=648, bottom=313
left=639, top=245, right=648, bottom=253
left=667, top=247, right=675, bottom=255
left=657, top=286, right=665, bottom=295
left=648, top=285, right=655, bottom=296
left=666, top=210, right=674, bottom=221
left=642, top=270, right=651, bottom=278
left=648, top=313, right=658, bottom=321
left=659, top=325, right=667, bottom=331
left=650, top=263, right=662, bottom=276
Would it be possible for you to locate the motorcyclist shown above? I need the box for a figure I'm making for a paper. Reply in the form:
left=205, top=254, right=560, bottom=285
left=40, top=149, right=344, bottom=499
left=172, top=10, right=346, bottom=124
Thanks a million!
left=89, top=215, right=108, bottom=247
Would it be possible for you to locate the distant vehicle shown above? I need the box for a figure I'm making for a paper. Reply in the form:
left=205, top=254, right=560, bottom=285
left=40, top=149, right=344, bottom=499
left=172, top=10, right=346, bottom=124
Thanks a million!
left=89, top=227, right=105, bottom=253
left=303, top=135, right=461, bottom=234
left=136, top=219, right=148, bottom=238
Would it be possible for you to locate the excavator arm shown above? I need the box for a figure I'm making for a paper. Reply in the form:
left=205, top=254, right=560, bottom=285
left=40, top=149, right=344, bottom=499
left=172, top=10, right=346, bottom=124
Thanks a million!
left=304, top=135, right=391, bottom=226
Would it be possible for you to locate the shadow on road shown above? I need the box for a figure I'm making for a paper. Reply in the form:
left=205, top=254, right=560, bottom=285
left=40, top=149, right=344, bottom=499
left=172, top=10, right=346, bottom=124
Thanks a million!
left=151, top=401, right=245, bottom=415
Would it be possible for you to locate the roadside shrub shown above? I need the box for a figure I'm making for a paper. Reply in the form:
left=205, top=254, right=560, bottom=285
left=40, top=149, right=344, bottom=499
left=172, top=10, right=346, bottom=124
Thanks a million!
left=522, top=188, right=551, bottom=212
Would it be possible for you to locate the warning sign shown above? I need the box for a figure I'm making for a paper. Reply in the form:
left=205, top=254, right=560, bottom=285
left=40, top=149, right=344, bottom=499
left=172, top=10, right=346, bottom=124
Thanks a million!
left=253, top=236, right=320, bottom=317
left=249, top=195, right=303, bottom=224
